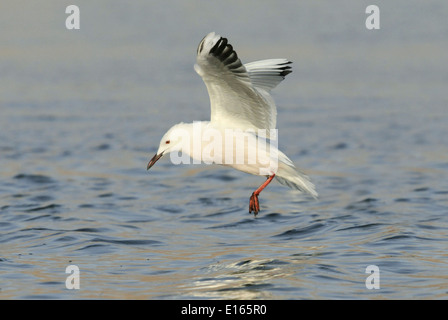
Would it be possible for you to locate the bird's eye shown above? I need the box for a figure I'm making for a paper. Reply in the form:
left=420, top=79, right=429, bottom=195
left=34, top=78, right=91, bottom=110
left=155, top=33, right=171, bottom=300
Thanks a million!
left=165, top=140, right=170, bottom=144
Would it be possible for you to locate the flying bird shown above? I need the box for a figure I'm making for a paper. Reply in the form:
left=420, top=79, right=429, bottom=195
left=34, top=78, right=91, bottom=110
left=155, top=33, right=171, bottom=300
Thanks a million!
left=147, top=32, right=317, bottom=216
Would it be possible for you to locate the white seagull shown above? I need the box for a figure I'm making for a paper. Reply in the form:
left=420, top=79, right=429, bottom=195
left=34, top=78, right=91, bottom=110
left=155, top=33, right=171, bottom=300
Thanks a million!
left=147, top=32, right=317, bottom=216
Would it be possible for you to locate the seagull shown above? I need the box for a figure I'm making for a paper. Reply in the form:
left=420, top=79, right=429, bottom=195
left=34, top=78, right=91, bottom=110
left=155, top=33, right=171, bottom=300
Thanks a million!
left=147, top=32, right=317, bottom=216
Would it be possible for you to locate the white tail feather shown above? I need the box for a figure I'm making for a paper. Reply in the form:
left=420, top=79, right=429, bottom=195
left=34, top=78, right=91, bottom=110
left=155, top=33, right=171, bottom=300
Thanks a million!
left=275, top=151, right=318, bottom=198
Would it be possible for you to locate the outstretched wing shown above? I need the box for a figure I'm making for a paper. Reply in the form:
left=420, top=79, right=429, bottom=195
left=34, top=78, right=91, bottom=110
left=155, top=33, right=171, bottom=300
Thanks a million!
left=194, top=32, right=291, bottom=134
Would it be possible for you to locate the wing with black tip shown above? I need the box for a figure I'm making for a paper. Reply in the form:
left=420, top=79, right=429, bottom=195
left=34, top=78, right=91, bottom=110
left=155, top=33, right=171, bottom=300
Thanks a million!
left=195, top=32, right=292, bottom=133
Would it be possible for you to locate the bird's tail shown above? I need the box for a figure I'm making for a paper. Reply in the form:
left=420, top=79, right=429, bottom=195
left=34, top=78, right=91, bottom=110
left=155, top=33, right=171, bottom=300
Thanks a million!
left=275, top=151, right=318, bottom=198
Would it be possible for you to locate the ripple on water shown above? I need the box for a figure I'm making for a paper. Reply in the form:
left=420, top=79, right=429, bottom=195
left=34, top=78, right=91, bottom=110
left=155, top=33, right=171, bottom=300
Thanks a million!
left=13, top=174, right=56, bottom=184
left=74, top=236, right=163, bottom=255
left=273, top=222, right=328, bottom=240
left=194, top=197, right=233, bottom=206
left=202, top=172, right=238, bottom=182
left=344, top=197, right=381, bottom=215
left=203, top=206, right=242, bottom=217
left=24, top=204, right=62, bottom=213
left=207, top=218, right=258, bottom=229
left=336, top=223, right=386, bottom=232
left=155, top=204, right=184, bottom=214
left=29, top=195, right=54, bottom=202
left=90, top=238, right=163, bottom=246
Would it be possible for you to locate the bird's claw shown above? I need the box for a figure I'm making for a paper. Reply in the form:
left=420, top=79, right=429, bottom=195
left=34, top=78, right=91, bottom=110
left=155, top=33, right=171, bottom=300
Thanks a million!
left=249, top=192, right=260, bottom=216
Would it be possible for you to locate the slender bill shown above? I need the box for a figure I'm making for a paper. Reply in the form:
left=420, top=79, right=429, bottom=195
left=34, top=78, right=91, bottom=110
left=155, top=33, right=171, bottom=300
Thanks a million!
left=147, top=152, right=164, bottom=170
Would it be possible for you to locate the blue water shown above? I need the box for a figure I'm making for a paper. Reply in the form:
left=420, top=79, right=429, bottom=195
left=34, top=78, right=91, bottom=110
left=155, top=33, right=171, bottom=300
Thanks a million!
left=1, top=0, right=448, bottom=299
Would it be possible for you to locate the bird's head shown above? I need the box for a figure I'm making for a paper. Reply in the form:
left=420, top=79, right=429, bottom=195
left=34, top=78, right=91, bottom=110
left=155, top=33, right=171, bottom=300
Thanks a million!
left=146, top=123, right=190, bottom=170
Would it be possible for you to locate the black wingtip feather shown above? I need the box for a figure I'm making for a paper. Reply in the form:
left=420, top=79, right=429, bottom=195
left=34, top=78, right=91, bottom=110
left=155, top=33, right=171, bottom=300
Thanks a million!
left=220, top=44, right=234, bottom=61
left=278, top=62, right=292, bottom=77
left=279, top=66, right=292, bottom=77
left=225, top=51, right=238, bottom=65
left=210, top=37, right=227, bottom=56
left=208, top=36, right=244, bottom=72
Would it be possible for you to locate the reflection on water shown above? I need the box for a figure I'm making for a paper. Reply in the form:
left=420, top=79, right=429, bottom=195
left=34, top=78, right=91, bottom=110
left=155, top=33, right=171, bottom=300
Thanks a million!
left=188, top=259, right=296, bottom=299
left=1, top=0, right=448, bottom=299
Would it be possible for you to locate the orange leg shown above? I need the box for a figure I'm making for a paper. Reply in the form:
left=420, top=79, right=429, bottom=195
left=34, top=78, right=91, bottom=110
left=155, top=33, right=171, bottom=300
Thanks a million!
left=249, top=174, right=275, bottom=216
